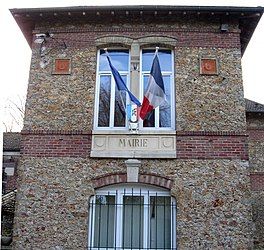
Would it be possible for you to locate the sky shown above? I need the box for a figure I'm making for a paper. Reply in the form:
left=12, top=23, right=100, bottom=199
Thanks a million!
left=0, top=0, right=263, bottom=132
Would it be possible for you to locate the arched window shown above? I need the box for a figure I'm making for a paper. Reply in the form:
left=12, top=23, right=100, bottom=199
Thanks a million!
left=88, top=184, right=176, bottom=249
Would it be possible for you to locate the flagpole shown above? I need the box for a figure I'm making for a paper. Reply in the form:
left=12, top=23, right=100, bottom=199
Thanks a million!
left=104, top=48, right=126, bottom=115
left=155, top=46, right=159, bottom=55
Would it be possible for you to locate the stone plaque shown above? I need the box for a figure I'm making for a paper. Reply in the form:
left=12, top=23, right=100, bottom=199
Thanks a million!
left=91, top=133, right=176, bottom=158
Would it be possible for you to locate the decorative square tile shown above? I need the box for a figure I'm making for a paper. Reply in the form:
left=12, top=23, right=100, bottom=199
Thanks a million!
left=53, top=58, right=71, bottom=74
left=200, top=58, right=218, bottom=75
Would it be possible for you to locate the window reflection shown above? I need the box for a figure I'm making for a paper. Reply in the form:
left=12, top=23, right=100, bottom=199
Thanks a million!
left=114, top=76, right=127, bottom=127
left=159, top=76, right=171, bottom=128
left=100, top=50, right=129, bottom=71
left=97, top=50, right=129, bottom=128
left=98, top=75, right=111, bottom=127
left=143, top=75, right=155, bottom=127
left=142, top=50, right=172, bottom=72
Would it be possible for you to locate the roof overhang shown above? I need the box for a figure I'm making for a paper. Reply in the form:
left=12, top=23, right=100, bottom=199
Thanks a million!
left=245, top=98, right=264, bottom=114
left=10, top=5, right=264, bottom=55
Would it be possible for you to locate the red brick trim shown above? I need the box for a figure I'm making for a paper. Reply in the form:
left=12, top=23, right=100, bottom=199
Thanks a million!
left=21, top=134, right=91, bottom=157
left=22, top=130, right=246, bottom=136
left=139, top=174, right=173, bottom=189
left=177, top=134, right=248, bottom=160
left=176, top=131, right=247, bottom=136
left=248, top=129, right=264, bottom=141
left=21, top=130, right=248, bottom=159
left=32, top=30, right=240, bottom=49
left=21, top=130, right=92, bottom=135
left=92, top=173, right=127, bottom=189
left=250, top=173, right=264, bottom=191
left=92, top=173, right=173, bottom=190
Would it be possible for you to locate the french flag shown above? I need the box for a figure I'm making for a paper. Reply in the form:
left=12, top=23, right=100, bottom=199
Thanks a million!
left=139, top=53, right=165, bottom=120
left=106, top=55, right=141, bottom=107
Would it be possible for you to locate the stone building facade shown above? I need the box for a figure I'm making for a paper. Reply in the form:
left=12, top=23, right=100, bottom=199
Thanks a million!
left=10, top=5, right=263, bottom=249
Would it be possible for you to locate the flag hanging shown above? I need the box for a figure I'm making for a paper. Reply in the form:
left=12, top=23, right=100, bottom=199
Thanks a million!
left=139, top=52, right=166, bottom=120
left=106, top=55, right=141, bottom=107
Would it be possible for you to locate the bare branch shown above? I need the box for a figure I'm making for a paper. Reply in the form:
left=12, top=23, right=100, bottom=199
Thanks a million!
left=3, top=94, right=26, bottom=132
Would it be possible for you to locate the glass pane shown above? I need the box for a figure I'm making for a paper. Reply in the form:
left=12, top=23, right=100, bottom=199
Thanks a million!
left=100, top=50, right=129, bottom=71
left=94, top=195, right=116, bottom=248
left=143, top=75, right=155, bottom=127
left=114, top=76, right=127, bottom=127
left=159, top=76, right=171, bottom=127
left=142, top=50, right=172, bottom=72
left=149, top=196, right=171, bottom=249
left=98, top=75, right=111, bottom=127
left=123, top=196, right=144, bottom=249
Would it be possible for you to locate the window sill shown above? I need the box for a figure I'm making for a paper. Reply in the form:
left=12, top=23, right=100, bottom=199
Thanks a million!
left=92, top=129, right=176, bottom=135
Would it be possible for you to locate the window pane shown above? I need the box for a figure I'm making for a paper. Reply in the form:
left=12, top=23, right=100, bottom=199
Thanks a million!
left=123, top=196, right=144, bottom=249
left=143, top=75, right=155, bottom=127
left=149, top=196, right=171, bottom=249
left=143, top=75, right=171, bottom=128
left=98, top=75, right=111, bottom=127
left=142, top=50, right=172, bottom=72
left=114, top=76, right=127, bottom=127
left=94, top=195, right=116, bottom=248
left=94, top=195, right=115, bottom=247
left=100, top=50, right=129, bottom=71
left=159, top=76, right=171, bottom=128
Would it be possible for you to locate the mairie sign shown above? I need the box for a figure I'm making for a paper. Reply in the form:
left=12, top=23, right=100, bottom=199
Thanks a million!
left=119, top=138, right=148, bottom=148
left=91, top=134, right=176, bottom=158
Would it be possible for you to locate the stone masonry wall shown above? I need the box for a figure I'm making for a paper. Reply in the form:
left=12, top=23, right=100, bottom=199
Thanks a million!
left=23, top=18, right=246, bottom=132
left=13, top=158, right=252, bottom=249
left=175, top=47, right=245, bottom=131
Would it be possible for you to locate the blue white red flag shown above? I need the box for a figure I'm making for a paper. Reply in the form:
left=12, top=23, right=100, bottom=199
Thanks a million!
left=106, top=55, right=141, bottom=107
left=139, top=53, right=166, bottom=120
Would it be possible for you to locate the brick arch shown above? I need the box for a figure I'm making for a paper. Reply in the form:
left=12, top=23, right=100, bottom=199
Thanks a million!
left=92, top=173, right=173, bottom=190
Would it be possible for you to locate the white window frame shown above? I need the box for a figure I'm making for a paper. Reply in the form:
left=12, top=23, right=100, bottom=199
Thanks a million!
left=94, top=49, right=131, bottom=130
left=139, top=48, right=175, bottom=130
left=93, top=47, right=175, bottom=131
left=88, top=184, right=177, bottom=250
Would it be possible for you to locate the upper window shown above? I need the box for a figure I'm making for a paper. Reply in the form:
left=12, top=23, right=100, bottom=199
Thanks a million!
left=141, top=49, right=174, bottom=129
left=94, top=48, right=175, bottom=130
left=88, top=184, right=176, bottom=249
left=95, top=49, right=130, bottom=128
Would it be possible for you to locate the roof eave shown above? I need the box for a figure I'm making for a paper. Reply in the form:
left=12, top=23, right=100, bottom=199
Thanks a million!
left=10, top=5, right=264, bottom=53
